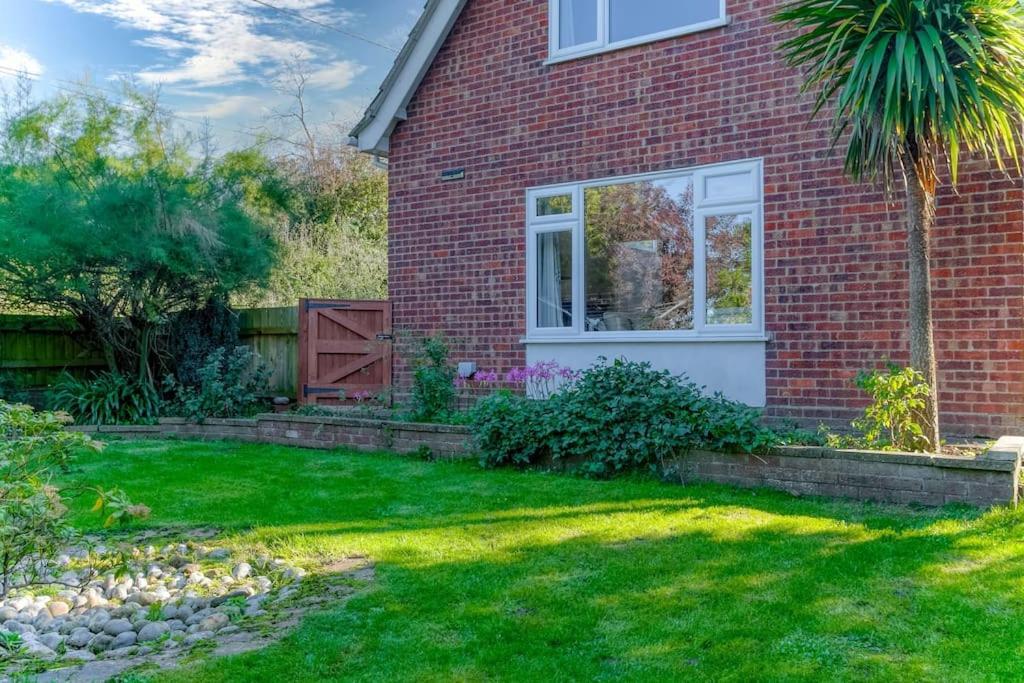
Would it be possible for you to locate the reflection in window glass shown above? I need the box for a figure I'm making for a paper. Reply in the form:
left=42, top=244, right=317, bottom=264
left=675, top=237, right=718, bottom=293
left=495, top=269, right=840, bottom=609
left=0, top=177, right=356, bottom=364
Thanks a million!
left=536, top=231, right=574, bottom=328
left=608, top=0, right=721, bottom=43
left=705, top=213, right=753, bottom=325
left=583, top=177, right=694, bottom=332
left=537, top=194, right=573, bottom=216
left=704, top=171, right=754, bottom=202
left=559, top=0, right=598, bottom=48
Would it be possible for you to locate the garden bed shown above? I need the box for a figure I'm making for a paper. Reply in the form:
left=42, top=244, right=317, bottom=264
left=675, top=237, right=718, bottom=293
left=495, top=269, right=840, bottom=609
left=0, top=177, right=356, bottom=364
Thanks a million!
left=72, top=417, right=1023, bottom=508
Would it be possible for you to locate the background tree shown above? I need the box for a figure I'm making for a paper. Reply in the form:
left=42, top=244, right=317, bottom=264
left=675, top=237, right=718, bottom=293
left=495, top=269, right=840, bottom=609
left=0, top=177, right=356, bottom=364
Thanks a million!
left=0, top=86, right=281, bottom=390
left=235, top=62, right=388, bottom=307
left=775, top=0, right=1024, bottom=448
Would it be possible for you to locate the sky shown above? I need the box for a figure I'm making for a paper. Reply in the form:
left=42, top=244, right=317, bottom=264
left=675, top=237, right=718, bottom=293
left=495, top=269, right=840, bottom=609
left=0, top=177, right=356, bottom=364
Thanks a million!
left=0, top=0, right=424, bottom=149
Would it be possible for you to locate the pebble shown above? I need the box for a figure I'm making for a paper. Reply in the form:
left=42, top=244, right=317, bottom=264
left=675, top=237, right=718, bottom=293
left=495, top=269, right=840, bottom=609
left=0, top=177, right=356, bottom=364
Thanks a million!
left=0, top=540, right=308, bottom=670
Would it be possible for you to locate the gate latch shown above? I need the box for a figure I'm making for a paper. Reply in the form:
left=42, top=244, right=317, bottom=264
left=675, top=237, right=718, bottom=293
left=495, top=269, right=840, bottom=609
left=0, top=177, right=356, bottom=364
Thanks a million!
left=375, top=333, right=395, bottom=342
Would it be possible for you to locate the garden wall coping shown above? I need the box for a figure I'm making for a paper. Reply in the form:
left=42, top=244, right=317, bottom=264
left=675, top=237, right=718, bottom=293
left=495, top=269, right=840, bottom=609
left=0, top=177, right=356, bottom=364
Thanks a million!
left=771, top=437, right=1021, bottom=472
left=254, top=413, right=471, bottom=435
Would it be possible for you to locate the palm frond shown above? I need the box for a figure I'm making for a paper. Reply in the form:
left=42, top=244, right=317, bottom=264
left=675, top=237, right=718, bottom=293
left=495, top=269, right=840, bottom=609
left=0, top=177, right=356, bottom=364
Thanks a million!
left=775, top=0, right=1024, bottom=186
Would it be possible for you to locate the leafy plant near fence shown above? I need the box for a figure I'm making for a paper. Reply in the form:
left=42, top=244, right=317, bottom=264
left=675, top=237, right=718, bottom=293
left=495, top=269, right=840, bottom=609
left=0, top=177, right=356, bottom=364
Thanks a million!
left=52, top=372, right=161, bottom=426
left=0, top=401, right=149, bottom=597
left=408, top=335, right=459, bottom=423
left=162, top=346, right=271, bottom=422
left=473, top=358, right=778, bottom=477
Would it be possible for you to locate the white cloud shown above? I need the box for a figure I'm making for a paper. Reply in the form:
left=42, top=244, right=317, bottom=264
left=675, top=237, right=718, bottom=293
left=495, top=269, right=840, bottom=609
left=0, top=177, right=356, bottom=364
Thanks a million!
left=306, top=59, right=366, bottom=91
left=45, top=0, right=359, bottom=88
left=178, top=94, right=270, bottom=120
left=0, top=44, right=44, bottom=81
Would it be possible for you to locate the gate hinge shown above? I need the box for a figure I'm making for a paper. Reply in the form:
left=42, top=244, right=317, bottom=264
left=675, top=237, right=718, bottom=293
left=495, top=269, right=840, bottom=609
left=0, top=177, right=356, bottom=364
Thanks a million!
left=375, top=333, right=395, bottom=341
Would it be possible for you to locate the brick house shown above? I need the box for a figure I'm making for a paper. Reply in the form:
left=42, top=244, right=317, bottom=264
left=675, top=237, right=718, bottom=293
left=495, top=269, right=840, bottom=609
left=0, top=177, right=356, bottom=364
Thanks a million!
left=350, top=0, right=1024, bottom=437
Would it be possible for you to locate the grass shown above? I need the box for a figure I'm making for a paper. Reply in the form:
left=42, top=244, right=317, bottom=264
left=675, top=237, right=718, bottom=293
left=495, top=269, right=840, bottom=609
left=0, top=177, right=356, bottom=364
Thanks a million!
left=60, top=439, right=1024, bottom=682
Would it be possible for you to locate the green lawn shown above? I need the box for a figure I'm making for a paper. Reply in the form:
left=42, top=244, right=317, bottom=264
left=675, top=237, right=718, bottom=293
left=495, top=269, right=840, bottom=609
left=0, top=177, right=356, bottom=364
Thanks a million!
left=62, top=439, right=1024, bottom=682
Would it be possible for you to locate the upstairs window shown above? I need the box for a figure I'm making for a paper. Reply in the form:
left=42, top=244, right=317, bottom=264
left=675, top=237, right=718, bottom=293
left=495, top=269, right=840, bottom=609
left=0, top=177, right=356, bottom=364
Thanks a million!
left=551, top=0, right=726, bottom=61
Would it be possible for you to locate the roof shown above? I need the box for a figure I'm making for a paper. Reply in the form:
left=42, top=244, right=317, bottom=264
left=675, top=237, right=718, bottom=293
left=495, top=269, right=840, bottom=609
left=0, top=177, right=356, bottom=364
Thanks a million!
left=348, top=0, right=468, bottom=157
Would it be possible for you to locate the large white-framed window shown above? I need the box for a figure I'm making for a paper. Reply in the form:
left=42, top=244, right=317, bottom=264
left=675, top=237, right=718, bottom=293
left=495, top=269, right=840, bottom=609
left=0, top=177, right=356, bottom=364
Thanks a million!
left=525, top=159, right=764, bottom=342
left=548, top=0, right=728, bottom=63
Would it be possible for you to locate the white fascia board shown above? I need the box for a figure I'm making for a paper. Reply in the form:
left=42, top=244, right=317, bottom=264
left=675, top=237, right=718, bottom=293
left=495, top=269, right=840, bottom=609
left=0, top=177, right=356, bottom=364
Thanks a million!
left=351, top=0, right=467, bottom=157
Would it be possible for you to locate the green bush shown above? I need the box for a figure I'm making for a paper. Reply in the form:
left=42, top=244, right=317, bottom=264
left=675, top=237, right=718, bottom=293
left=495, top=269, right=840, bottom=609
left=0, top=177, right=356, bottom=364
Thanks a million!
left=53, top=372, right=161, bottom=425
left=409, top=335, right=458, bottom=423
left=471, top=390, right=556, bottom=467
left=0, top=401, right=148, bottom=596
left=472, top=358, right=778, bottom=476
left=851, top=364, right=932, bottom=452
left=162, top=346, right=270, bottom=422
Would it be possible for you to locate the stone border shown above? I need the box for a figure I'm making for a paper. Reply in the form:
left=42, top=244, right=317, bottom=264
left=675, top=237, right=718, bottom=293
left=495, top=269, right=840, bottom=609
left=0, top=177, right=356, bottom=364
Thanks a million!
left=72, top=418, right=1022, bottom=508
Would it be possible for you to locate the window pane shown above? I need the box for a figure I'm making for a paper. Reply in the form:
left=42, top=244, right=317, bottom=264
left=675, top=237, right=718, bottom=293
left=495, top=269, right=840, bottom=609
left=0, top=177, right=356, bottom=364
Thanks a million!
left=584, top=177, right=694, bottom=332
left=609, top=0, right=721, bottom=43
left=705, top=171, right=754, bottom=202
left=705, top=213, right=753, bottom=326
left=536, top=231, right=573, bottom=329
left=537, top=194, right=573, bottom=216
left=559, top=0, right=598, bottom=48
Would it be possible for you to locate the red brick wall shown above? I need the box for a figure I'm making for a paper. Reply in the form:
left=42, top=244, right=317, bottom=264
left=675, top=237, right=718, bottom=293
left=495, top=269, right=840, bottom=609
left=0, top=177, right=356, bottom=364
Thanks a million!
left=386, top=0, right=1024, bottom=436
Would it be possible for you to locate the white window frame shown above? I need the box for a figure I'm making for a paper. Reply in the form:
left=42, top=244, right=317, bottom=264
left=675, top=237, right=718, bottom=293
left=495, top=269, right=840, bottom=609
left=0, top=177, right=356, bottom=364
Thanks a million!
left=548, top=0, right=728, bottom=64
left=525, top=158, right=764, bottom=343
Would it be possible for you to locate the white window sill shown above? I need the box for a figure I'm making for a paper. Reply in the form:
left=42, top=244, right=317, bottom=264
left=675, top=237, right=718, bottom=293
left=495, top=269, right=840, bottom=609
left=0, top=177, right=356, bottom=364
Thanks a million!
left=545, top=16, right=731, bottom=66
left=521, top=333, right=771, bottom=345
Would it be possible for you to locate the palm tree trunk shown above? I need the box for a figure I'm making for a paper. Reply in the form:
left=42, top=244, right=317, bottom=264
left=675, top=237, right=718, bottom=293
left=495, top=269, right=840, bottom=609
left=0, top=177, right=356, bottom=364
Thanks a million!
left=904, top=158, right=942, bottom=451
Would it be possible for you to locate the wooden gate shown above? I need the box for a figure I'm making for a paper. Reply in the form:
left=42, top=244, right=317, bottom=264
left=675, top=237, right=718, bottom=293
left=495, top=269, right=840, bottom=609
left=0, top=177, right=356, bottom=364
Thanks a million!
left=297, top=299, right=392, bottom=405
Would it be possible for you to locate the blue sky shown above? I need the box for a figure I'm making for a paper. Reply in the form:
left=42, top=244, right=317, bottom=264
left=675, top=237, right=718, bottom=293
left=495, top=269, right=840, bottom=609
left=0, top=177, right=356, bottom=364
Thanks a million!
left=0, top=0, right=423, bottom=148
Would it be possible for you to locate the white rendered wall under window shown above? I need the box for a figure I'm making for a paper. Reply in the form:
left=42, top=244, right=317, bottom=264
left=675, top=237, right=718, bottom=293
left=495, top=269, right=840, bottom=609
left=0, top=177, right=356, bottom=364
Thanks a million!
left=524, top=159, right=767, bottom=406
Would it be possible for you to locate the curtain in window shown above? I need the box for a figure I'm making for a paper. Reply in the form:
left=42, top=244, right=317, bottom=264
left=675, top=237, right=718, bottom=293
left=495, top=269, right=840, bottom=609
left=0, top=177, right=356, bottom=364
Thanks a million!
left=560, top=0, right=576, bottom=46
left=538, top=232, right=565, bottom=327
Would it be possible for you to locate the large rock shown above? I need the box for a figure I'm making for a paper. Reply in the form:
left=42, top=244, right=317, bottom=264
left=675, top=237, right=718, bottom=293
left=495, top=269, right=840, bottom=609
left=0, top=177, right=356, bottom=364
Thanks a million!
left=102, top=618, right=134, bottom=636
left=137, top=621, right=170, bottom=642
left=67, top=626, right=93, bottom=648
left=87, top=609, right=111, bottom=632
left=47, top=601, right=70, bottom=618
left=38, top=632, right=63, bottom=650
left=63, top=648, right=97, bottom=662
left=198, top=613, right=230, bottom=632
left=87, top=633, right=114, bottom=653
left=112, top=631, right=138, bottom=649
left=231, top=563, right=252, bottom=581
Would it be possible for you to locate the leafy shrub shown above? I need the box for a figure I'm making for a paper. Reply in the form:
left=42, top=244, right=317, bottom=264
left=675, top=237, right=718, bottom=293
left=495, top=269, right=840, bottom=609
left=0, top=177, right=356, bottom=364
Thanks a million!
left=409, top=335, right=458, bottom=423
left=851, top=364, right=932, bottom=452
left=53, top=372, right=160, bottom=425
left=0, top=401, right=149, bottom=596
left=473, top=358, right=778, bottom=476
left=161, top=298, right=240, bottom=388
left=162, top=346, right=270, bottom=422
left=471, top=390, right=556, bottom=467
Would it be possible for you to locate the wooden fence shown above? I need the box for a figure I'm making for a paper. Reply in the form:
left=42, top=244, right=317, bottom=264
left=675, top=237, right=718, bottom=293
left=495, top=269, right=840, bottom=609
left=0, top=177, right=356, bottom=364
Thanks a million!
left=0, top=307, right=299, bottom=396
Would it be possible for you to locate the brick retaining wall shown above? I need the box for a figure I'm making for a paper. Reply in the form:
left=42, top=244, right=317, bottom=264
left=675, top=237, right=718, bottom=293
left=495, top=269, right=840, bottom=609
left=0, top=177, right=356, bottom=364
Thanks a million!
left=666, top=437, right=1023, bottom=508
left=74, top=415, right=471, bottom=460
left=74, top=418, right=1022, bottom=508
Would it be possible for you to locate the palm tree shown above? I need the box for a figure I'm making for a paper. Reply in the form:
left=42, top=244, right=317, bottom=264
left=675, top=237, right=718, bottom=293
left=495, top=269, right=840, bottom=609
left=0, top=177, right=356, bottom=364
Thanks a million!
left=774, top=0, right=1024, bottom=449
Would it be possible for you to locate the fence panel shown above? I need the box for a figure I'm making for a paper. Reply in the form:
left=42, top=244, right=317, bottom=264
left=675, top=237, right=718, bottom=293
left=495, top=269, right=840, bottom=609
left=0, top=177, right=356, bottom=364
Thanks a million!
left=0, top=308, right=300, bottom=396
left=238, top=307, right=299, bottom=396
